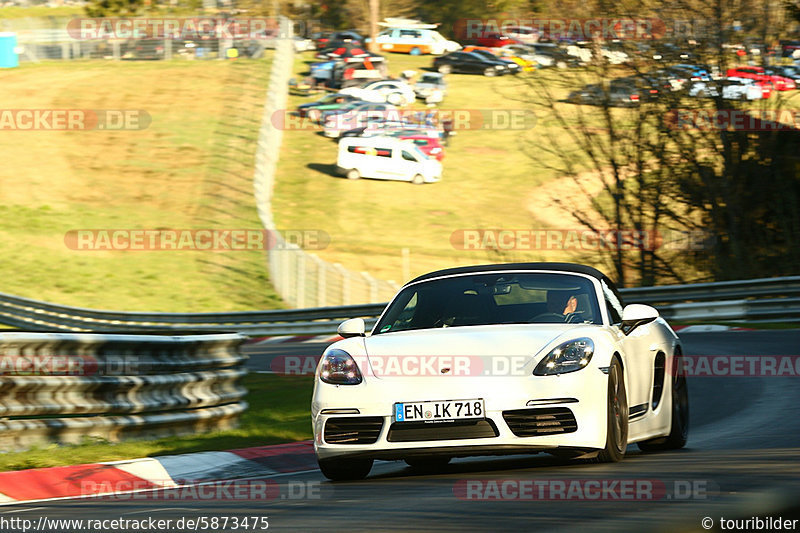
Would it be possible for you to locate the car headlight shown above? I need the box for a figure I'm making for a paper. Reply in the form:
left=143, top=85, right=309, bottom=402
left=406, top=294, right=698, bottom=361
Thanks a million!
left=319, top=349, right=363, bottom=385
left=533, top=338, right=594, bottom=376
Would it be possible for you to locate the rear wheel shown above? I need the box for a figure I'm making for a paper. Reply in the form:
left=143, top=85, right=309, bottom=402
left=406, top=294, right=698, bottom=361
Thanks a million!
left=318, top=457, right=373, bottom=481
left=438, top=64, right=452, bottom=74
left=412, top=174, right=424, bottom=185
left=638, top=352, right=689, bottom=451
left=346, top=169, right=360, bottom=180
left=405, top=456, right=451, bottom=471
left=598, top=357, right=628, bottom=462
left=410, top=47, right=422, bottom=56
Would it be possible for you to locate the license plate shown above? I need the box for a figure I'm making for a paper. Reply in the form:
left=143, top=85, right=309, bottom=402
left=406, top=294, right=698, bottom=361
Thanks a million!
left=394, top=399, right=485, bottom=423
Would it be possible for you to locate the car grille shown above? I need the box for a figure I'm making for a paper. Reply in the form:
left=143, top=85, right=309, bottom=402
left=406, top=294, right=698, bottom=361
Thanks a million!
left=502, top=407, right=578, bottom=437
left=324, top=416, right=384, bottom=444
left=387, top=420, right=499, bottom=442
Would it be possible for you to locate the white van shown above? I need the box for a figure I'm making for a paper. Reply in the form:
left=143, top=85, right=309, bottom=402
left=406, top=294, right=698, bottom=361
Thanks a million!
left=336, top=136, right=442, bottom=184
left=371, top=19, right=461, bottom=55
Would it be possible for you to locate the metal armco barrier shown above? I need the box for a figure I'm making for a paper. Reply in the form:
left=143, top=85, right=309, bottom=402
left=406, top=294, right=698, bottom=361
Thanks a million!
left=0, top=276, right=798, bottom=337
left=0, top=333, right=248, bottom=450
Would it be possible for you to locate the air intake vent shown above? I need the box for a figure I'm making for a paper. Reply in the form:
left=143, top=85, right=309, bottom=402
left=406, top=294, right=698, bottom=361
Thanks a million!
left=387, top=419, right=499, bottom=442
left=324, top=416, right=384, bottom=444
left=502, top=407, right=578, bottom=437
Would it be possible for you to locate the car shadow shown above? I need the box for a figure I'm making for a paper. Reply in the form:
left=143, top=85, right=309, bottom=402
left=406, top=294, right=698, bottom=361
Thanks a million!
left=307, top=162, right=339, bottom=177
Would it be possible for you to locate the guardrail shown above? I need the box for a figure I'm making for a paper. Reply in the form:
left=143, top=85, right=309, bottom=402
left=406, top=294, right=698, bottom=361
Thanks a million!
left=0, top=332, right=247, bottom=450
left=0, top=276, right=798, bottom=336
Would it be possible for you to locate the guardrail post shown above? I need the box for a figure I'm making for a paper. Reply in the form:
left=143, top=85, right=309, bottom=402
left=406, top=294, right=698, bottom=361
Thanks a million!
left=296, top=251, right=306, bottom=308
left=313, top=255, right=327, bottom=307
left=335, top=263, right=351, bottom=305
left=362, top=271, right=378, bottom=303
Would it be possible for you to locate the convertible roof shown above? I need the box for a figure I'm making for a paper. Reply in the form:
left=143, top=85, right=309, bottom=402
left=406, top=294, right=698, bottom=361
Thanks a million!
left=406, top=262, right=611, bottom=285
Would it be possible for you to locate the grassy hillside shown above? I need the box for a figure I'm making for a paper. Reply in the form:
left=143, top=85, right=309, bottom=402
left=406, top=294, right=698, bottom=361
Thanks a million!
left=0, top=59, right=283, bottom=311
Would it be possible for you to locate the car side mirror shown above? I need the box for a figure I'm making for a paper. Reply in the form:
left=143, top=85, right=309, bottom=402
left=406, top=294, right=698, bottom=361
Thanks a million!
left=620, top=304, right=659, bottom=335
left=337, top=318, right=366, bottom=338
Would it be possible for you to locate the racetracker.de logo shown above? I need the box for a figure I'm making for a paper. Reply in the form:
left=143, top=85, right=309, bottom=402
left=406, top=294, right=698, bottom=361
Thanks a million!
left=453, top=18, right=666, bottom=41
left=67, top=17, right=282, bottom=40
left=666, top=109, right=800, bottom=131
left=82, top=479, right=323, bottom=502
left=63, top=229, right=329, bottom=251
left=0, top=109, right=149, bottom=131
left=671, top=355, right=800, bottom=377
left=450, top=229, right=711, bottom=251
left=274, top=109, right=537, bottom=131
left=454, top=478, right=715, bottom=500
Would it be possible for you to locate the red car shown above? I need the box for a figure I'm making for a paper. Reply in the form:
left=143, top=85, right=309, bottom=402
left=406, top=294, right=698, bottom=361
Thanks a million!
left=470, top=32, right=521, bottom=48
left=401, top=135, right=445, bottom=161
left=726, top=66, right=796, bottom=91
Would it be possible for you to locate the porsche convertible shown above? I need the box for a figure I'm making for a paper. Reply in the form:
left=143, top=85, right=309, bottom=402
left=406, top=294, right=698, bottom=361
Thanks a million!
left=311, top=263, right=689, bottom=480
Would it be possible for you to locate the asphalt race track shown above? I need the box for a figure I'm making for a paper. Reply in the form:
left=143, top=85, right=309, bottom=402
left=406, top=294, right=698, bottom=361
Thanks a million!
left=4, top=330, right=800, bottom=533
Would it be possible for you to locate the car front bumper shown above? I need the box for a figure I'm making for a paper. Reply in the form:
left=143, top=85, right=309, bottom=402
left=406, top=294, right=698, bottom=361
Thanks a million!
left=312, top=368, right=610, bottom=461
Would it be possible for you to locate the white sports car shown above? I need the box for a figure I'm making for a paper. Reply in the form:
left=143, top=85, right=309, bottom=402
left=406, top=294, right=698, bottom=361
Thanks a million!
left=311, top=263, right=689, bottom=480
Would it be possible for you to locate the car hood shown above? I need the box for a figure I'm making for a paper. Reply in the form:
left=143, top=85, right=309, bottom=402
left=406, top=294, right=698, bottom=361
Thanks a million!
left=360, top=323, right=592, bottom=379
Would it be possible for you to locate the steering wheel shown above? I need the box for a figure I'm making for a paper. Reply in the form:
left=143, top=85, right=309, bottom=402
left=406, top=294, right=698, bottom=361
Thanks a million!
left=564, top=311, right=585, bottom=324
left=530, top=312, right=567, bottom=323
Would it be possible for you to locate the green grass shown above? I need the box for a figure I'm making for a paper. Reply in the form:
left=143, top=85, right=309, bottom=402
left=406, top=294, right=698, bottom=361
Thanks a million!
left=0, top=373, right=314, bottom=472
left=0, top=59, right=284, bottom=312
left=0, top=6, right=83, bottom=19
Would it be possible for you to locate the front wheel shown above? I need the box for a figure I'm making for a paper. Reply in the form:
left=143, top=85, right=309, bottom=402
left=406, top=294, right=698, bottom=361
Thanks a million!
left=638, top=353, right=689, bottom=451
left=346, top=169, right=360, bottom=180
left=598, top=357, right=628, bottom=462
left=483, top=67, right=497, bottom=77
left=410, top=47, right=422, bottom=56
left=411, top=174, right=425, bottom=185
left=387, top=92, right=404, bottom=105
left=318, top=457, right=373, bottom=481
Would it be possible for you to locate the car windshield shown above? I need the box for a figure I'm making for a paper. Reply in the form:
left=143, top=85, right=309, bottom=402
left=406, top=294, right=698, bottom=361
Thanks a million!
left=374, top=272, right=602, bottom=334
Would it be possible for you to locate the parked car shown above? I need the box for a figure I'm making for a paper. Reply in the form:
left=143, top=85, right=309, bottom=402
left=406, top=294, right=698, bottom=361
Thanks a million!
left=462, top=46, right=533, bottom=72
left=399, top=135, right=445, bottom=161
left=312, top=262, right=688, bottom=480
left=351, top=130, right=445, bottom=160
left=567, top=80, right=642, bottom=107
left=469, top=32, right=521, bottom=48
left=319, top=100, right=393, bottom=124
left=727, top=66, right=796, bottom=91
left=688, top=78, right=764, bottom=100
left=340, top=120, right=443, bottom=142
left=322, top=103, right=398, bottom=138
left=339, top=79, right=416, bottom=106
left=517, top=43, right=579, bottom=68
left=433, top=51, right=510, bottom=76
left=779, top=39, right=800, bottom=58
left=297, top=93, right=362, bottom=122
left=763, top=65, right=800, bottom=83
left=336, top=136, right=442, bottom=184
left=670, top=64, right=712, bottom=81
left=414, top=72, right=447, bottom=100
left=504, top=26, right=540, bottom=44
left=372, top=26, right=460, bottom=55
